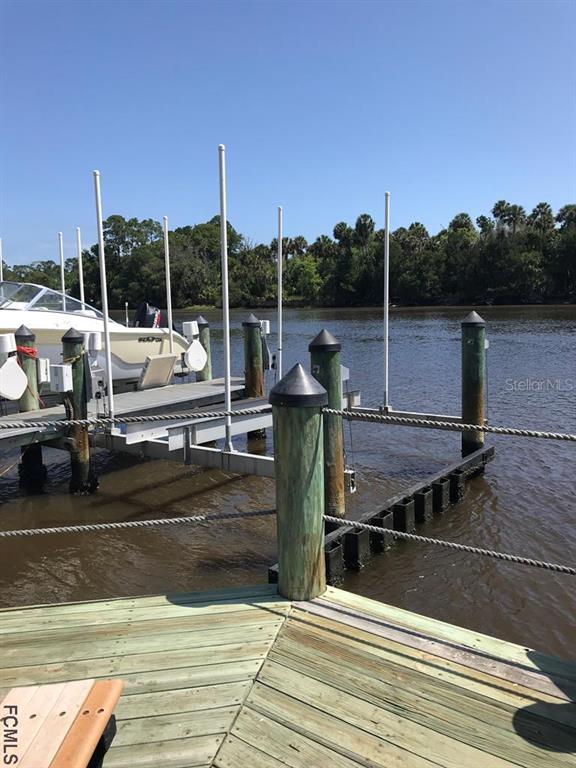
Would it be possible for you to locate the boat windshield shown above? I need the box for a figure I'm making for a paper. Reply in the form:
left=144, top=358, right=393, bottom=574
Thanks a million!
left=0, top=282, right=104, bottom=319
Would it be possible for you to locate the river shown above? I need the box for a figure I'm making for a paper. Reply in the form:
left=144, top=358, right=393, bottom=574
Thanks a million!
left=0, top=306, right=574, bottom=659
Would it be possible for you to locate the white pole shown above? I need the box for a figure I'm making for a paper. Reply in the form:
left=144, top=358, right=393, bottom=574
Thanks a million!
left=277, top=206, right=283, bottom=378
left=0, top=238, right=3, bottom=283
left=218, top=145, right=233, bottom=452
left=125, top=301, right=129, bottom=327
left=58, top=231, right=66, bottom=311
left=162, top=216, right=174, bottom=354
left=383, top=191, right=390, bottom=410
left=93, top=170, right=115, bottom=418
left=76, top=227, right=85, bottom=307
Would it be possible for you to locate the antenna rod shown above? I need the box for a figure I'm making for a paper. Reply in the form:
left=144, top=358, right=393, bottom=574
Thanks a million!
left=58, top=232, right=66, bottom=311
left=218, top=144, right=233, bottom=452
left=93, top=170, right=115, bottom=418
left=277, top=206, right=283, bottom=378
left=76, top=227, right=85, bottom=307
left=383, top=191, right=390, bottom=409
left=162, top=216, right=174, bottom=353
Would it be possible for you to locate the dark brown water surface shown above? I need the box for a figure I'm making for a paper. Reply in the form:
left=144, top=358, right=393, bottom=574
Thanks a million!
left=0, top=306, right=574, bottom=659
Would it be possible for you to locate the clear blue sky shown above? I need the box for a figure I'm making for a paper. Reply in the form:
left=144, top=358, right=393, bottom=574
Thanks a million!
left=1, top=0, right=574, bottom=265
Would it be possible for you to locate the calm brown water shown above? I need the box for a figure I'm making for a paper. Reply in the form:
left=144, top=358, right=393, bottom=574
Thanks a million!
left=0, top=306, right=574, bottom=659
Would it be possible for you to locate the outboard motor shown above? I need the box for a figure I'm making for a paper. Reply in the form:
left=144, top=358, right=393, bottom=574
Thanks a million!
left=133, top=302, right=166, bottom=329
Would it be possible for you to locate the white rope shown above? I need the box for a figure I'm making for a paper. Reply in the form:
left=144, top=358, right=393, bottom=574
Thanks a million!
left=324, top=515, right=576, bottom=575
left=324, top=409, right=576, bottom=443
left=0, top=407, right=271, bottom=432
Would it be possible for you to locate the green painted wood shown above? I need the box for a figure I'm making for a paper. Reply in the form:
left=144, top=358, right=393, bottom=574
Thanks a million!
left=104, top=734, right=223, bottom=767
left=196, top=321, right=212, bottom=382
left=323, top=588, right=576, bottom=684
left=213, top=735, right=286, bottom=768
left=113, top=659, right=263, bottom=696
left=0, top=606, right=290, bottom=647
left=282, top=610, right=574, bottom=716
left=229, top=706, right=365, bottom=767
left=301, top=599, right=575, bottom=702
left=269, top=636, right=576, bottom=765
left=115, top=682, right=250, bottom=719
left=114, top=707, right=236, bottom=747
left=0, top=583, right=280, bottom=618
left=257, top=661, right=517, bottom=768
left=0, top=622, right=283, bottom=668
left=461, top=314, right=486, bottom=456
left=310, top=346, right=345, bottom=519
left=0, top=641, right=273, bottom=691
left=247, top=682, right=438, bottom=767
left=273, top=404, right=326, bottom=600
left=15, top=327, right=46, bottom=490
left=243, top=322, right=264, bottom=399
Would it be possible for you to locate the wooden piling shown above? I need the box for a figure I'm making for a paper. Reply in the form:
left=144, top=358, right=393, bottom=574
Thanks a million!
left=462, top=311, right=486, bottom=456
left=309, top=329, right=346, bottom=519
left=15, top=325, right=46, bottom=493
left=62, top=328, right=97, bottom=495
left=195, top=315, right=212, bottom=382
left=270, top=363, right=327, bottom=600
left=244, top=313, right=265, bottom=439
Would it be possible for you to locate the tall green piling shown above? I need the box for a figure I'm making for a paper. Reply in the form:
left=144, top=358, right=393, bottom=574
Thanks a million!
left=15, top=325, right=46, bottom=492
left=309, top=329, right=345, bottom=519
left=243, top=313, right=265, bottom=439
left=270, top=363, right=327, bottom=600
left=62, top=328, right=97, bottom=494
left=461, top=311, right=486, bottom=457
left=195, top=315, right=212, bottom=382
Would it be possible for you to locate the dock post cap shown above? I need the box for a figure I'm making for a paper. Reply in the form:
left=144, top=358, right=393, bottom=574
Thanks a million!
left=242, top=312, right=261, bottom=327
left=15, top=324, right=35, bottom=341
left=269, top=363, right=328, bottom=408
left=61, top=327, right=84, bottom=343
left=195, top=314, right=210, bottom=328
left=462, top=311, right=486, bottom=326
left=308, top=328, right=341, bottom=352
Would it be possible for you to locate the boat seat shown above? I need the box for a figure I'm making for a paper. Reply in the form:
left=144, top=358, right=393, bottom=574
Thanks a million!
left=1, top=679, right=124, bottom=767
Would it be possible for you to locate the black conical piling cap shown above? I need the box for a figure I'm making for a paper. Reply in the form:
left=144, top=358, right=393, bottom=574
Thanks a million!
left=308, top=328, right=341, bottom=353
left=242, top=312, right=260, bottom=328
left=462, top=311, right=486, bottom=326
left=269, top=363, right=328, bottom=408
left=15, top=324, right=35, bottom=342
left=62, top=327, right=84, bottom=343
left=195, top=315, right=209, bottom=329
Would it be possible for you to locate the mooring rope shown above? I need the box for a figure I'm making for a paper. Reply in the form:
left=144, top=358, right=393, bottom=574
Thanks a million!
left=324, top=409, right=576, bottom=443
left=323, top=515, right=576, bottom=575
left=0, top=508, right=276, bottom=538
left=0, top=406, right=271, bottom=432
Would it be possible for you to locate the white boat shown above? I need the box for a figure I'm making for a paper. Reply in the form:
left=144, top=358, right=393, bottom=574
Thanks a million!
left=0, top=282, right=203, bottom=390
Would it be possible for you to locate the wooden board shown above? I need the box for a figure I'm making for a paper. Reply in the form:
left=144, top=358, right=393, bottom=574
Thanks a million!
left=1, top=584, right=573, bottom=767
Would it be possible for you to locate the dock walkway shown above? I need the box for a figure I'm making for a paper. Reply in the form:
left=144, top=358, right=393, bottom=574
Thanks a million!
left=1, top=584, right=574, bottom=766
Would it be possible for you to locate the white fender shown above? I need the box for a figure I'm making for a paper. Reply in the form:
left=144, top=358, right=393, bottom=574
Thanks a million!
left=0, top=356, right=28, bottom=400
left=184, top=340, right=208, bottom=372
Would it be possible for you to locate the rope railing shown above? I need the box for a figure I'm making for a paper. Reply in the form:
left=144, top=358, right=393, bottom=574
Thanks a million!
left=324, top=409, right=576, bottom=443
left=0, top=506, right=572, bottom=576
left=323, top=515, right=576, bottom=575
left=0, top=406, right=271, bottom=432
left=0, top=508, right=276, bottom=538
left=1, top=403, right=573, bottom=443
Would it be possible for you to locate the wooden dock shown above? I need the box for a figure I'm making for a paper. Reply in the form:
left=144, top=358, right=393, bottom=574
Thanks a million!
left=1, top=584, right=574, bottom=767
left=0, top=378, right=246, bottom=450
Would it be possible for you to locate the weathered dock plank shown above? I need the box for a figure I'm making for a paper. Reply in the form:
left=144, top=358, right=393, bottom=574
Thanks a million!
left=0, top=584, right=573, bottom=767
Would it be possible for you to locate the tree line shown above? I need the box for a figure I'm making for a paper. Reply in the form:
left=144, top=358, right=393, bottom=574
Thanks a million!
left=4, top=201, right=575, bottom=309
